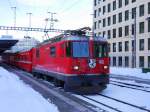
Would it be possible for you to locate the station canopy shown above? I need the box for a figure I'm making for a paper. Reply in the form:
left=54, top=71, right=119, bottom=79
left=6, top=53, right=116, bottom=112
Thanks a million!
left=0, top=35, right=18, bottom=54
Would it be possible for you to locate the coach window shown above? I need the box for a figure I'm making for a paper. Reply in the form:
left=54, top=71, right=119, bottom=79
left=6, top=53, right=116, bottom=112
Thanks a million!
left=50, top=46, right=56, bottom=57
left=36, top=49, right=40, bottom=58
left=66, top=42, right=72, bottom=57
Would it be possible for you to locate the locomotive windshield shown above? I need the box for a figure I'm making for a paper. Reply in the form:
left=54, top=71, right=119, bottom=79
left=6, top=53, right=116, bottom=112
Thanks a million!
left=72, top=42, right=89, bottom=57
left=94, top=42, right=108, bottom=58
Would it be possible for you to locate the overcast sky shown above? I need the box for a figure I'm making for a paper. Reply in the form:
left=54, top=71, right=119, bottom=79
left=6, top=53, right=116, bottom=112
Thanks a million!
left=0, top=0, right=93, bottom=41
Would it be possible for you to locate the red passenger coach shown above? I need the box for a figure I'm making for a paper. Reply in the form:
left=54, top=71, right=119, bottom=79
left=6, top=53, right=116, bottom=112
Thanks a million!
left=16, top=49, right=33, bottom=72
left=32, top=31, right=109, bottom=94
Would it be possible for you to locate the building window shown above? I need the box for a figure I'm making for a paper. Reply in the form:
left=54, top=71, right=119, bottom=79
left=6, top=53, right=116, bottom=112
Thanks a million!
left=132, top=24, right=135, bottom=35
left=94, top=0, right=97, bottom=6
left=148, top=38, right=150, bottom=50
left=132, top=40, right=135, bottom=52
left=113, top=43, right=116, bottom=52
left=113, top=29, right=116, bottom=38
left=98, top=20, right=101, bottom=29
left=94, top=22, right=97, bottom=29
left=94, top=10, right=97, bottom=18
left=98, top=8, right=101, bottom=16
left=107, top=17, right=111, bottom=26
left=148, top=2, right=150, bottom=14
left=108, top=43, right=111, bottom=52
left=139, top=4, right=144, bottom=17
left=98, top=32, right=101, bottom=36
left=118, top=27, right=122, bottom=37
left=139, top=39, right=144, bottom=51
left=118, top=0, right=122, bottom=8
left=118, top=57, right=122, bottom=66
left=148, top=56, right=150, bottom=67
left=118, top=12, right=122, bottom=23
left=139, top=56, right=144, bottom=67
left=125, top=10, right=129, bottom=21
left=125, top=56, right=129, bottom=67
left=108, top=3, right=111, bottom=12
left=103, top=6, right=106, bottom=14
left=139, top=22, right=144, bottom=34
left=103, top=19, right=106, bottom=27
left=125, top=0, right=129, bottom=6
left=125, top=41, right=129, bottom=51
left=103, top=31, right=105, bottom=37
left=132, top=7, right=136, bottom=19
left=118, top=42, right=122, bottom=52
left=125, top=25, right=129, bottom=36
left=148, top=19, right=150, bottom=32
left=132, top=0, right=136, bottom=3
left=113, top=15, right=116, bottom=24
left=107, top=30, right=111, bottom=39
left=113, top=57, right=116, bottom=66
left=113, top=1, right=116, bottom=10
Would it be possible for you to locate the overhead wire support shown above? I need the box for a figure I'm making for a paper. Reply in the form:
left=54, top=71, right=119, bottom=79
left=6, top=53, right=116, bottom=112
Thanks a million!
left=11, top=6, right=16, bottom=27
left=0, top=26, right=65, bottom=33
left=26, top=12, right=32, bottom=28
left=47, top=12, right=58, bottom=29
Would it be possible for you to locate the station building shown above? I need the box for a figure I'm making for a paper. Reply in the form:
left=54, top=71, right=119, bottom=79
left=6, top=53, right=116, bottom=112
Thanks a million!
left=93, top=0, right=150, bottom=68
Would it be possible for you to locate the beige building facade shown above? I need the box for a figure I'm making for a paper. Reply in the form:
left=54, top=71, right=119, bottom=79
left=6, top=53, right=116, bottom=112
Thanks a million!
left=93, top=0, right=150, bottom=68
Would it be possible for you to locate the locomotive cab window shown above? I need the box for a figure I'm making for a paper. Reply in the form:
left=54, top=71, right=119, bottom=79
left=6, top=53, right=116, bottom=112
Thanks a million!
left=66, top=42, right=72, bottom=57
left=72, top=42, right=89, bottom=58
left=50, top=46, right=56, bottom=57
left=94, top=42, right=108, bottom=58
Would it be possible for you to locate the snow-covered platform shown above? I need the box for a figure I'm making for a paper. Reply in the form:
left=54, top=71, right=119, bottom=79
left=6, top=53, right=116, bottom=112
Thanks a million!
left=0, top=66, right=59, bottom=112
left=110, top=67, right=150, bottom=84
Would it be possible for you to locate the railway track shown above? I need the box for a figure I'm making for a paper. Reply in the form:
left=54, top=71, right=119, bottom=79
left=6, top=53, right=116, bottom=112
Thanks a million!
left=110, top=80, right=150, bottom=93
left=110, top=74, right=150, bottom=85
left=80, top=95, right=122, bottom=112
left=76, top=94, right=150, bottom=112
left=97, top=94, right=150, bottom=112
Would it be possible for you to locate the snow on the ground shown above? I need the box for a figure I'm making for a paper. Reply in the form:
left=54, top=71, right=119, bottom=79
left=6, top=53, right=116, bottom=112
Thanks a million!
left=0, top=67, right=59, bottom=112
left=75, top=84, right=150, bottom=112
left=101, top=84, right=150, bottom=111
left=110, top=67, right=150, bottom=80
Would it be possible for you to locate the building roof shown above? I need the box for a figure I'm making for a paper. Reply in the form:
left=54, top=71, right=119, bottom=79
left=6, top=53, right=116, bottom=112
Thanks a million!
left=0, top=39, right=18, bottom=54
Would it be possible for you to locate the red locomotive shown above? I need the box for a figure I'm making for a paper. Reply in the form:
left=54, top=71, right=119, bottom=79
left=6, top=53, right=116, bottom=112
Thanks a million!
left=3, top=28, right=109, bottom=94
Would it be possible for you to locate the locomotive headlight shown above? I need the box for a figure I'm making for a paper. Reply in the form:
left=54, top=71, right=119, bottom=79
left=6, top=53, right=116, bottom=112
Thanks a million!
left=74, top=66, right=79, bottom=70
left=104, top=66, right=108, bottom=69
